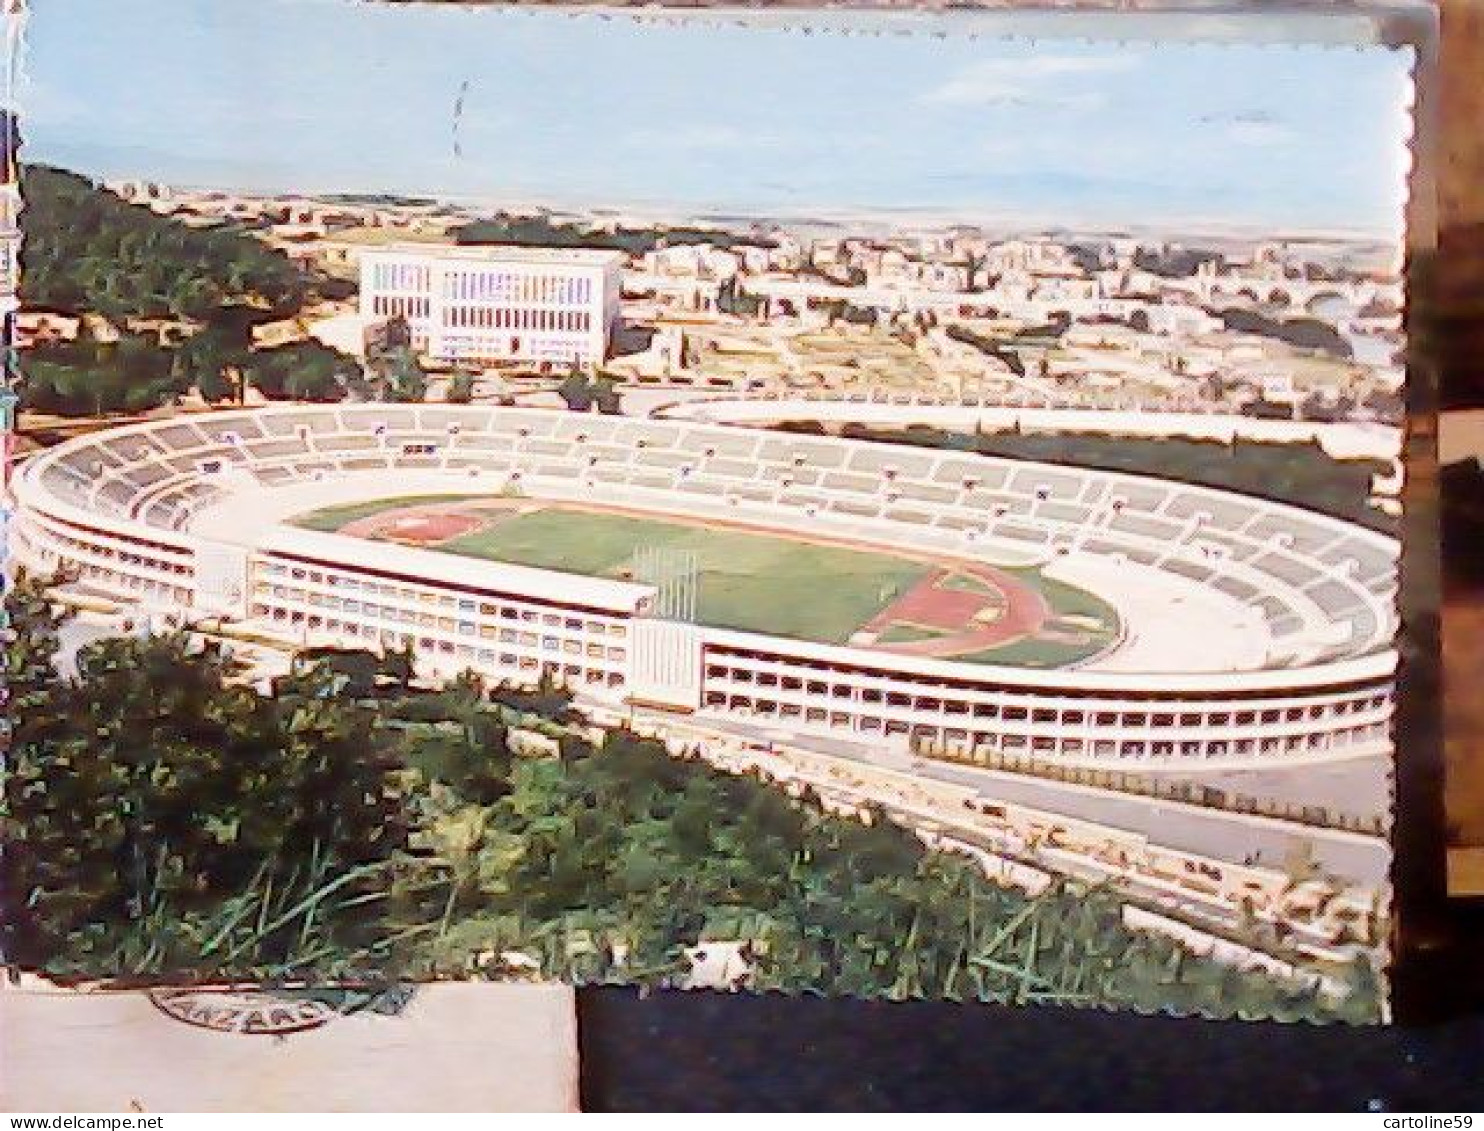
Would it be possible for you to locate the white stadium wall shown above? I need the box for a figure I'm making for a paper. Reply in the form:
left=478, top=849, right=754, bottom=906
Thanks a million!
left=8, top=404, right=1399, bottom=771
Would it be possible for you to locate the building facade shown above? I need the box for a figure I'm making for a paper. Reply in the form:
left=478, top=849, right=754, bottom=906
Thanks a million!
left=9, top=405, right=1400, bottom=772
left=359, top=243, right=625, bottom=367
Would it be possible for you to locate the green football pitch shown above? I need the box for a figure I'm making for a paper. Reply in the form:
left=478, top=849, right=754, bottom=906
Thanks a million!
left=296, top=499, right=926, bottom=645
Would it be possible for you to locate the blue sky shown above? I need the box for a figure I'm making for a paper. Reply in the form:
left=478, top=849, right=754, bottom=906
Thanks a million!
left=22, top=0, right=1413, bottom=234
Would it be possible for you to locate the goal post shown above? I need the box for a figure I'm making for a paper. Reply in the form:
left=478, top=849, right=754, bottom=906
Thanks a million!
left=626, top=544, right=703, bottom=712
left=630, top=544, right=699, bottom=624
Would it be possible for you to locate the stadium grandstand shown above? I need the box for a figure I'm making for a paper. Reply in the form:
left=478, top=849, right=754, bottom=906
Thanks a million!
left=9, top=404, right=1397, bottom=770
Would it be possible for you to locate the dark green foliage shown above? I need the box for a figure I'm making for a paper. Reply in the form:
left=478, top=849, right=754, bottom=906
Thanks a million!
left=487, top=670, right=576, bottom=721
left=946, top=324, right=1026, bottom=376
left=173, top=326, right=247, bottom=405
left=363, top=328, right=427, bottom=404
left=826, top=424, right=1394, bottom=533
left=1, top=595, right=407, bottom=976
left=717, top=278, right=765, bottom=318
left=20, top=166, right=313, bottom=322
left=1066, top=243, right=1109, bottom=275
left=1133, top=246, right=1221, bottom=279
left=553, top=370, right=622, bottom=415
left=243, top=341, right=361, bottom=403
left=283, top=646, right=383, bottom=698
left=0, top=574, right=74, bottom=963
left=1219, top=308, right=1353, bottom=359
left=377, top=641, right=417, bottom=692
left=445, top=372, right=476, bottom=404
left=22, top=333, right=189, bottom=417
left=17, top=165, right=355, bottom=415
left=0, top=585, right=1380, bottom=1019
left=591, top=374, right=622, bottom=415
left=1012, top=316, right=1071, bottom=343
left=556, top=368, right=594, bottom=412
left=808, top=295, right=876, bottom=325
left=394, top=731, right=1374, bottom=1020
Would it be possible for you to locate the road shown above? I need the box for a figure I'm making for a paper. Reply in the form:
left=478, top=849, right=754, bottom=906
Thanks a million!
left=47, top=613, right=1390, bottom=888
left=0, top=981, right=576, bottom=1112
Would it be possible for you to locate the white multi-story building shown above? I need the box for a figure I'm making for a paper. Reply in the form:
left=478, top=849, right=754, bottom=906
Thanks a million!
left=359, top=243, right=625, bottom=367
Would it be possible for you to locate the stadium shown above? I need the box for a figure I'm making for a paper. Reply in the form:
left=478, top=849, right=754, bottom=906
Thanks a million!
left=9, top=403, right=1398, bottom=770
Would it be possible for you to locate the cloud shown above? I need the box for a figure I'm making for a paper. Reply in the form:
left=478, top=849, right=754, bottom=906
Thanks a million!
left=1224, top=120, right=1297, bottom=147
left=1205, top=109, right=1279, bottom=125
left=1199, top=110, right=1297, bottom=148
left=921, top=54, right=1140, bottom=109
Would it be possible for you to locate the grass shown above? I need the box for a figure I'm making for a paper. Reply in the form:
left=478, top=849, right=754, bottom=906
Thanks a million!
left=957, top=637, right=1109, bottom=668
left=292, top=494, right=481, bottom=533
left=940, top=571, right=1000, bottom=595
left=290, top=499, right=1121, bottom=667
left=1012, top=570, right=1119, bottom=629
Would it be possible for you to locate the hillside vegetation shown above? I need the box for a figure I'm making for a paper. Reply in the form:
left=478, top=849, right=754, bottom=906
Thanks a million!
left=17, top=166, right=370, bottom=416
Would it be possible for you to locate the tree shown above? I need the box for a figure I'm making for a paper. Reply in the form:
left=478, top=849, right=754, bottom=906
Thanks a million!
left=1132, top=246, right=1219, bottom=279
left=242, top=341, right=358, bottom=403
left=174, top=326, right=249, bottom=404
left=715, top=278, right=764, bottom=318
left=489, top=669, right=575, bottom=721
left=19, top=165, right=320, bottom=324
left=454, top=214, right=762, bottom=256
left=3, top=628, right=271, bottom=967
left=0, top=575, right=1376, bottom=1017
left=4, top=623, right=411, bottom=976
left=591, top=374, right=622, bottom=415
left=0, top=573, right=77, bottom=964
left=378, top=641, right=418, bottom=692
left=287, top=646, right=381, bottom=698
left=375, top=314, right=413, bottom=352
left=961, top=250, right=985, bottom=292
left=22, top=333, right=188, bottom=417
left=365, top=345, right=427, bottom=404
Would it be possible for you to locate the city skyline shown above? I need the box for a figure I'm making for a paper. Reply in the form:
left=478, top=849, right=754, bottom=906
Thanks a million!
left=22, top=0, right=1412, bottom=236
left=6, top=2, right=1408, bottom=1024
